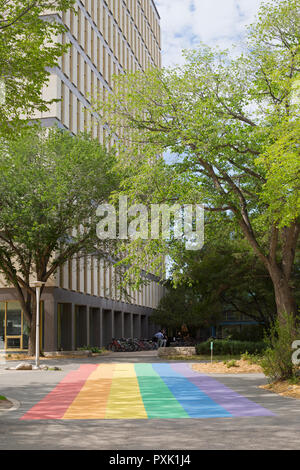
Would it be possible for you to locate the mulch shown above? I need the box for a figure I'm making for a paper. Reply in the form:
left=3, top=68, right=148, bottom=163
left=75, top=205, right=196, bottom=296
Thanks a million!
left=192, top=359, right=263, bottom=374
left=260, top=381, right=300, bottom=399
left=0, top=399, right=13, bottom=410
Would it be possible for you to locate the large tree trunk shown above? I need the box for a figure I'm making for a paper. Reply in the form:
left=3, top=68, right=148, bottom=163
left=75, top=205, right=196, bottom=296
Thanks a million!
left=268, top=263, right=297, bottom=320
left=268, top=223, right=299, bottom=320
left=13, top=284, right=44, bottom=356
left=239, top=219, right=299, bottom=321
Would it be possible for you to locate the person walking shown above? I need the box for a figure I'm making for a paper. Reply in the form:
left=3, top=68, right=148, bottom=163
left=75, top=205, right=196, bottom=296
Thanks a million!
left=154, top=330, right=166, bottom=348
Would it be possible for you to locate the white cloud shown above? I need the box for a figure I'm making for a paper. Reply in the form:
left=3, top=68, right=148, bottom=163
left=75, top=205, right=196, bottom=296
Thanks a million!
left=155, top=0, right=264, bottom=66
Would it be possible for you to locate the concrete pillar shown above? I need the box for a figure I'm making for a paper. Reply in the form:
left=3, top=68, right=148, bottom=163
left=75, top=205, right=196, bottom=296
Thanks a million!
left=71, top=303, right=75, bottom=350
left=133, top=314, right=141, bottom=338
left=130, top=313, right=134, bottom=339
left=87, top=306, right=90, bottom=346
left=124, top=312, right=131, bottom=338
left=114, top=311, right=123, bottom=338
left=111, top=309, right=115, bottom=339
left=121, top=311, right=125, bottom=338
left=141, top=315, right=147, bottom=339
left=100, top=308, right=103, bottom=347
left=44, top=297, right=56, bottom=352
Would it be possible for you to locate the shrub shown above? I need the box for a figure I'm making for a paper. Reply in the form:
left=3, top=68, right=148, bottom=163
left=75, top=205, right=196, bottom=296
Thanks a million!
left=196, top=339, right=266, bottom=356
left=223, top=359, right=239, bottom=368
left=260, top=312, right=300, bottom=382
left=241, top=351, right=262, bottom=365
left=89, top=346, right=104, bottom=354
left=227, top=325, right=265, bottom=342
left=77, top=345, right=104, bottom=354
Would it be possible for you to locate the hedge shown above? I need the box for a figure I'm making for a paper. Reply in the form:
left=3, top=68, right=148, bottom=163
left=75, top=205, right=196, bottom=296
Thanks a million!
left=196, top=340, right=266, bottom=356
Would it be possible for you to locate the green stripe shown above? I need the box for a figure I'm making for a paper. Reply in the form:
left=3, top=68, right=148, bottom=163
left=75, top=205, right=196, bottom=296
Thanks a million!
left=134, top=364, right=189, bottom=419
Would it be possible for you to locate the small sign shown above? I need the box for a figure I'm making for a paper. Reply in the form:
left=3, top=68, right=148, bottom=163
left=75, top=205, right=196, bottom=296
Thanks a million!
left=210, top=341, right=213, bottom=350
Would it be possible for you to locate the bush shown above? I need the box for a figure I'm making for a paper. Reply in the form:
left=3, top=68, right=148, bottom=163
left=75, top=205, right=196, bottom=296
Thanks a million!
left=261, top=312, right=300, bottom=382
left=223, top=359, right=238, bottom=368
left=241, top=351, right=262, bottom=364
left=226, top=325, right=265, bottom=342
left=196, top=339, right=266, bottom=356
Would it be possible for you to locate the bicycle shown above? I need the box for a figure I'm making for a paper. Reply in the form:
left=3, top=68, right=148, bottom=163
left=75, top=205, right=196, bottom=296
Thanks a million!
left=107, top=338, right=125, bottom=352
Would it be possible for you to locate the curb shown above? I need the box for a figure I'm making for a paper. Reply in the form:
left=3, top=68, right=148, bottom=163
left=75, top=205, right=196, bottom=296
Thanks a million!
left=0, top=397, right=20, bottom=415
left=43, top=351, right=92, bottom=357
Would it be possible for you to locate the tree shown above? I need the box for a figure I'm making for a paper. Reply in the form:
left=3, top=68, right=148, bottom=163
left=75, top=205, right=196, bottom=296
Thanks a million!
left=256, top=118, right=300, bottom=228
left=152, top=238, right=285, bottom=336
left=95, top=0, right=300, bottom=319
left=261, top=311, right=300, bottom=381
left=0, top=126, right=120, bottom=354
left=151, top=283, right=211, bottom=339
left=0, top=0, right=75, bottom=136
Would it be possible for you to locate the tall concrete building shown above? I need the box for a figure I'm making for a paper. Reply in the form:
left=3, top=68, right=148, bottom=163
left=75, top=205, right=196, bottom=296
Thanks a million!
left=38, top=0, right=161, bottom=134
left=0, top=0, right=164, bottom=352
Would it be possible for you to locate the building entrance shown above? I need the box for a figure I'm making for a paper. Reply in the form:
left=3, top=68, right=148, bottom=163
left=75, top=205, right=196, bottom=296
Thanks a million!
left=0, top=301, right=30, bottom=350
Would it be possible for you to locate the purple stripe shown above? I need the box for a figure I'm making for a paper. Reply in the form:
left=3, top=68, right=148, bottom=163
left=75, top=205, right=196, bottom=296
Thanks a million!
left=171, top=363, right=275, bottom=417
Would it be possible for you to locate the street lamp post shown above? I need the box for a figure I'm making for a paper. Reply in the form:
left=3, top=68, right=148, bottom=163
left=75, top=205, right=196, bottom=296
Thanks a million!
left=31, top=281, right=45, bottom=368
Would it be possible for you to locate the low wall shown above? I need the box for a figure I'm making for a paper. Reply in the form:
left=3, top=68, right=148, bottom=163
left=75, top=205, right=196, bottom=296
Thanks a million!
left=43, top=350, right=92, bottom=357
left=158, top=347, right=196, bottom=357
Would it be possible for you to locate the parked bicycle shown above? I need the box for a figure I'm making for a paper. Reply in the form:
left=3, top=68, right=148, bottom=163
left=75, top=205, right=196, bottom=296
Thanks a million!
left=107, top=337, right=157, bottom=352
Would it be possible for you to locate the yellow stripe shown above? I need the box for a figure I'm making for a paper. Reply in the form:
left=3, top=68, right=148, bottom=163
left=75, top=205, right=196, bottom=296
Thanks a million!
left=63, top=364, right=115, bottom=419
left=105, top=363, right=147, bottom=419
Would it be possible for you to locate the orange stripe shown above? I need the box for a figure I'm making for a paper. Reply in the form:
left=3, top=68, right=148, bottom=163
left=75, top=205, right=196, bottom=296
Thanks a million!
left=63, top=364, right=115, bottom=419
left=21, top=365, right=97, bottom=420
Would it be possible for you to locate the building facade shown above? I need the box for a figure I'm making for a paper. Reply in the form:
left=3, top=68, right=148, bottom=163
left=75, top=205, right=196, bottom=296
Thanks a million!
left=0, top=0, right=164, bottom=352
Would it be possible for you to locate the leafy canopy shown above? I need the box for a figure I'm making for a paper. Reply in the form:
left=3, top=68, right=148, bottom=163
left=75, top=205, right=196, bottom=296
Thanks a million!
left=0, top=0, right=75, bottom=135
left=94, top=0, right=300, bottom=317
left=0, top=126, right=120, bottom=317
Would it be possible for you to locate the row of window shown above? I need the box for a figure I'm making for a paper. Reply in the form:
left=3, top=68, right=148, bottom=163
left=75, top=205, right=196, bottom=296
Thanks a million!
left=61, top=37, right=149, bottom=98
left=63, top=1, right=160, bottom=77
left=84, top=0, right=161, bottom=51
left=56, top=257, right=164, bottom=309
left=57, top=3, right=160, bottom=136
left=59, top=79, right=112, bottom=142
left=118, top=0, right=160, bottom=40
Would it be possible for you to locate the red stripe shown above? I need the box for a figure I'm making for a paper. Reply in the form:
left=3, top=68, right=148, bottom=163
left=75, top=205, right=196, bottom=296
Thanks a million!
left=20, top=364, right=97, bottom=420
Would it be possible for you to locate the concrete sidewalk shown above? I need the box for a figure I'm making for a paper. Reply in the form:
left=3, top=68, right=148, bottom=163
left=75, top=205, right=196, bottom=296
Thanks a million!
left=1, top=357, right=300, bottom=450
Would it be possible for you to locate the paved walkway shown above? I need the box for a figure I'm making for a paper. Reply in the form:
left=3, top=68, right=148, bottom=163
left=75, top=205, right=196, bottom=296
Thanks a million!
left=20, top=362, right=274, bottom=420
left=1, top=354, right=300, bottom=449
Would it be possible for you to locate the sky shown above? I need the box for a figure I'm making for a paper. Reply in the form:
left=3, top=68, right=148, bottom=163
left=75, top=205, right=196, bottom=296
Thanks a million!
left=155, top=0, right=264, bottom=66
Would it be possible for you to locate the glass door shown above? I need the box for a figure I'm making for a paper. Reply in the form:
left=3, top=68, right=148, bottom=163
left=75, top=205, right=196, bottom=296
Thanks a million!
left=0, top=301, right=42, bottom=351
left=6, top=301, right=22, bottom=349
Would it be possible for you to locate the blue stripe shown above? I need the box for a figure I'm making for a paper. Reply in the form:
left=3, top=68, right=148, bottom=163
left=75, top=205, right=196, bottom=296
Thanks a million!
left=152, top=364, right=232, bottom=418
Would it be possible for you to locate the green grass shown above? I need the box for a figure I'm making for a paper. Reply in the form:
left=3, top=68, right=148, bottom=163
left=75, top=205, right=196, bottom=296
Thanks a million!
left=0, top=395, right=7, bottom=401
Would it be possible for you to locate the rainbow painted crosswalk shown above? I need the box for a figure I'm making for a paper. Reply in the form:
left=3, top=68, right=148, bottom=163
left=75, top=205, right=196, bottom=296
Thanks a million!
left=21, top=363, right=275, bottom=420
